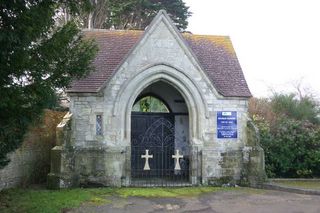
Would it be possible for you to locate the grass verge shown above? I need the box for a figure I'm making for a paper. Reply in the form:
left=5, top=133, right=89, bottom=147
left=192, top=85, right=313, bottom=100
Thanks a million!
left=0, top=186, right=233, bottom=213
left=116, top=186, right=225, bottom=198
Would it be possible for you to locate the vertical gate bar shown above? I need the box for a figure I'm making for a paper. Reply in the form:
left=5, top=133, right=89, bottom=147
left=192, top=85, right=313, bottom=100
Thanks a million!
left=137, top=147, right=139, bottom=186
left=136, top=147, right=142, bottom=185
left=135, top=147, right=137, bottom=186
left=133, top=147, right=135, bottom=186
left=164, top=146, right=166, bottom=187
left=168, top=146, right=170, bottom=187
left=139, top=147, right=141, bottom=186
left=162, top=119, right=164, bottom=187
left=132, top=147, right=134, bottom=186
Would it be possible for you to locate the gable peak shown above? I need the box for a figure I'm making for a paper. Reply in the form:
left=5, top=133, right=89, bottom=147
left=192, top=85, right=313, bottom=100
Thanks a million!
left=147, top=9, right=179, bottom=32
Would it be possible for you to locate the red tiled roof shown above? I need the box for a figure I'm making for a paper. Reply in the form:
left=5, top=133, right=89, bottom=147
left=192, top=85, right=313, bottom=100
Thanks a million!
left=68, top=30, right=252, bottom=97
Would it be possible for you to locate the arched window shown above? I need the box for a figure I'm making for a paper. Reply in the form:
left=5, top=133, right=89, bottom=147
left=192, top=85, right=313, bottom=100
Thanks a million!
left=132, top=95, right=170, bottom=113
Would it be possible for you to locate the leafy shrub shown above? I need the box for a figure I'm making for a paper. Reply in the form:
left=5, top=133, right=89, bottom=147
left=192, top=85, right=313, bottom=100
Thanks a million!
left=271, top=93, right=320, bottom=125
left=250, top=93, right=320, bottom=178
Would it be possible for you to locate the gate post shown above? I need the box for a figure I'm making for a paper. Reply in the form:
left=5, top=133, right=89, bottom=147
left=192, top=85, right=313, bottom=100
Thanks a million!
left=190, top=146, right=200, bottom=185
left=122, top=146, right=131, bottom=186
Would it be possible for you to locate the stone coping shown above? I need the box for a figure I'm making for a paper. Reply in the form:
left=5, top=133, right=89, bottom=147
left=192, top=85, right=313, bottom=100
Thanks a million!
left=269, top=178, right=320, bottom=181
left=260, top=182, right=320, bottom=196
left=59, top=145, right=127, bottom=153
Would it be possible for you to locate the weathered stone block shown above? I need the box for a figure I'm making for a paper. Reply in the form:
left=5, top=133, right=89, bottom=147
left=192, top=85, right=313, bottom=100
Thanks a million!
left=50, top=146, right=62, bottom=174
left=47, top=173, right=61, bottom=189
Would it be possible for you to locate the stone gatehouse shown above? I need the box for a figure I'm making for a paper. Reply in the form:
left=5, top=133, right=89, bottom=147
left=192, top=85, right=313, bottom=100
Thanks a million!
left=48, top=10, right=265, bottom=188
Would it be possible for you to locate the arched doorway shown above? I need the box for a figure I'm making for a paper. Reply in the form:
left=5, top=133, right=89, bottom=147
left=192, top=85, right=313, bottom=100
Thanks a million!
left=130, top=81, right=190, bottom=186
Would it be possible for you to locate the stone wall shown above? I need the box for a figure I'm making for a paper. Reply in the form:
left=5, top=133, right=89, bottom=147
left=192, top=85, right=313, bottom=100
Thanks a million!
left=201, top=99, right=249, bottom=185
left=50, top=12, right=265, bottom=188
left=0, top=110, right=65, bottom=190
left=241, top=120, right=266, bottom=186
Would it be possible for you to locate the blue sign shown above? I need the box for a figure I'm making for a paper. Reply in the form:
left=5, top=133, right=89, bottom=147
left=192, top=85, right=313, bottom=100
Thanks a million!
left=217, top=111, right=237, bottom=139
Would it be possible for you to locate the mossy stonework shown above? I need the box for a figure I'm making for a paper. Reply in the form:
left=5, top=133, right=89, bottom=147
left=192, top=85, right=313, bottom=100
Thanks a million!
left=47, top=11, right=265, bottom=188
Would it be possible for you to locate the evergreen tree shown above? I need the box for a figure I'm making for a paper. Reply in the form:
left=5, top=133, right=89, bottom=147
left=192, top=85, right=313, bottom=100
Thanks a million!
left=82, top=0, right=191, bottom=30
left=0, top=0, right=98, bottom=168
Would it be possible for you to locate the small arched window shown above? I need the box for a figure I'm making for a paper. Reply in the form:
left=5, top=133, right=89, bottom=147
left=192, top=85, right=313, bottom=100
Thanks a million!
left=132, top=95, right=170, bottom=113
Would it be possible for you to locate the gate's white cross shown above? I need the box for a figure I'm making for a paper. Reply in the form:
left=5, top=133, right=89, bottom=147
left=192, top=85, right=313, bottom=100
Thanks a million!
left=141, top=149, right=153, bottom=170
left=172, top=150, right=183, bottom=170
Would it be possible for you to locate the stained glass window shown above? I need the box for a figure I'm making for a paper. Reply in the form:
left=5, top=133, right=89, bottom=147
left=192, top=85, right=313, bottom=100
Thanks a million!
left=96, top=115, right=103, bottom=135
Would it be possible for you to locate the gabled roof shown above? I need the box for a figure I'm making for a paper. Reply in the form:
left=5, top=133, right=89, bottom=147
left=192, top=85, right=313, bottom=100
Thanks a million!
left=68, top=30, right=142, bottom=94
left=68, top=20, right=251, bottom=97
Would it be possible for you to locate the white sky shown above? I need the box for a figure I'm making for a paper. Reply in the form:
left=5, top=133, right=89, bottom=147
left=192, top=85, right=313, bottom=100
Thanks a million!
left=184, top=0, right=320, bottom=98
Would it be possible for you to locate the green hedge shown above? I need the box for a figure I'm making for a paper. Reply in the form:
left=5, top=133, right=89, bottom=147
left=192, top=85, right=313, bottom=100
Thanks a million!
left=250, top=93, right=320, bottom=178
left=254, top=116, right=320, bottom=178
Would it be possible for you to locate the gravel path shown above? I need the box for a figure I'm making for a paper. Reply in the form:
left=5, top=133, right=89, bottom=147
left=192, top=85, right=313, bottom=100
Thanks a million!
left=69, top=189, right=320, bottom=213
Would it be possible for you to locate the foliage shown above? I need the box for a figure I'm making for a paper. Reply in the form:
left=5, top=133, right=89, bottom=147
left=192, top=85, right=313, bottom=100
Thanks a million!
left=0, top=0, right=98, bottom=169
left=271, top=93, right=320, bottom=125
left=22, top=110, right=66, bottom=184
left=79, top=0, right=191, bottom=30
left=0, top=187, right=231, bottom=212
left=250, top=93, right=320, bottom=178
left=79, top=0, right=109, bottom=28
left=132, top=96, right=169, bottom=112
left=254, top=116, right=320, bottom=177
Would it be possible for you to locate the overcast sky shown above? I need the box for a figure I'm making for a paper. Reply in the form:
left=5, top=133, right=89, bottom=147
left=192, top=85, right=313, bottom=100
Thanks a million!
left=184, top=0, right=320, bottom=98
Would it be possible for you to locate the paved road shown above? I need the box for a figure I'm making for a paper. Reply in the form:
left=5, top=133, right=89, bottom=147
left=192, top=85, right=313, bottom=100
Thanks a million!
left=69, top=189, right=320, bottom=213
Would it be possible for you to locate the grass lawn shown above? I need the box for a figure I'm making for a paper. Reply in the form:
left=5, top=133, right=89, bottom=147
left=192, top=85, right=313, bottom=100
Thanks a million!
left=0, top=186, right=244, bottom=213
left=272, top=180, right=320, bottom=190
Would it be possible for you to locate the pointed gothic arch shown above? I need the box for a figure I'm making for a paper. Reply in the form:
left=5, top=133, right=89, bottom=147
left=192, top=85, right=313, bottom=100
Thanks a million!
left=110, top=64, right=207, bottom=185
left=112, top=64, right=208, bottom=144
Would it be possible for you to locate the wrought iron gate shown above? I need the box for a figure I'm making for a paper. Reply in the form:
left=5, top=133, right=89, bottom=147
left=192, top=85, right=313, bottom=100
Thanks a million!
left=131, top=112, right=190, bottom=186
